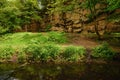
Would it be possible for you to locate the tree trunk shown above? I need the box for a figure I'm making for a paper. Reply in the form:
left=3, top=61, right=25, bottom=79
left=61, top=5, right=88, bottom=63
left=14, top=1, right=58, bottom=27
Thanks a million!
left=61, top=12, right=67, bottom=31
left=94, top=21, right=101, bottom=39
left=92, top=2, right=101, bottom=40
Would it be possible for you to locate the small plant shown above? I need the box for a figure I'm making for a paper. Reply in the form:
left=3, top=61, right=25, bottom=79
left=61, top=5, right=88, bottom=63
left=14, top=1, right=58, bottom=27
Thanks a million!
left=92, top=42, right=115, bottom=59
left=45, top=24, right=52, bottom=32
left=62, top=46, right=85, bottom=61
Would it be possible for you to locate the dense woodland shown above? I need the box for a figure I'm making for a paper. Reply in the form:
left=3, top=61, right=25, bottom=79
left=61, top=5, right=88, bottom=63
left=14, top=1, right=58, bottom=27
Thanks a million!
left=0, top=0, right=120, bottom=63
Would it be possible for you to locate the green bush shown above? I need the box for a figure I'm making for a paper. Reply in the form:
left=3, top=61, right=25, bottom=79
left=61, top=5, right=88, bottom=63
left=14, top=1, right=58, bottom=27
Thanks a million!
left=25, top=44, right=42, bottom=60
left=92, top=43, right=115, bottom=59
left=62, top=46, right=85, bottom=61
left=48, top=31, right=67, bottom=43
left=43, top=44, right=60, bottom=59
left=25, top=44, right=60, bottom=61
left=17, top=48, right=27, bottom=62
left=0, top=46, right=15, bottom=59
left=0, top=0, right=41, bottom=34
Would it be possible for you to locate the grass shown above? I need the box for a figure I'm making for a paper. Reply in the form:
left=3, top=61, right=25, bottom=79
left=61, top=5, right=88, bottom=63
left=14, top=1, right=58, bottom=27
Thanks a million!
left=25, top=44, right=61, bottom=61
left=0, top=32, right=87, bottom=62
left=0, top=32, right=35, bottom=48
left=0, top=32, right=117, bottom=63
left=0, top=32, right=67, bottom=49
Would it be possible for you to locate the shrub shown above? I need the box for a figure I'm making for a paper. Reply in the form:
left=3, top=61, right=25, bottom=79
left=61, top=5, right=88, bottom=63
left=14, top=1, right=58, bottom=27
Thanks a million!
left=62, top=46, right=85, bottom=61
left=17, top=48, right=27, bottom=62
left=0, top=0, right=41, bottom=34
left=43, top=44, right=60, bottom=59
left=48, top=31, right=67, bottom=43
left=25, top=43, right=60, bottom=61
left=92, top=43, right=115, bottom=59
left=24, top=44, right=42, bottom=60
left=0, top=46, right=15, bottom=60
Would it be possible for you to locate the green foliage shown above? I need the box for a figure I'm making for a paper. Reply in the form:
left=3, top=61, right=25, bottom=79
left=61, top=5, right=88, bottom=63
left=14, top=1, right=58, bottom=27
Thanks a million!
left=48, top=31, right=67, bottom=43
left=48, top=0, right=79, bottom=13
left=106, top=0, right=120, bottom=11
left=82, top=0, right=101, bottom=21
left=45, top=24, right=52, bottom=32
left=25, top=31, right=67, bottom=44
left=0, top=4, right=21, bottom=33
left=0, top=46, right=15, bottom=59
left=25, top=44, right=86, bottom=62
left=0, top=32, right=67, bottom=49
left=17, top=48, right=27, bottom=62
left=0, top=26, right=9, bottom=34
left=92, top=43, right=115, bottom=59
left=62, top=46, right=85, bottom=61
left=105, top=0, right=120, bottom=22
left=43, top=44, right=60, bottom=59
left=82, top=0, right=120, bottom=23
left=83, top=0, right=100, bottom=9
left=25, top=43, right=60, bottom=61
left=0, top=32, right=87, bottom=62
left=24, top=44, right=42, bottom=60
left=0, top=0, right=7, bottom=8
left=107, top=13, right=120, bottom=22
left=0, top=0, right=41, bottom=34
left=19, top=0, right=41, bottom=24
left=30, top=35, right=48, bottom=44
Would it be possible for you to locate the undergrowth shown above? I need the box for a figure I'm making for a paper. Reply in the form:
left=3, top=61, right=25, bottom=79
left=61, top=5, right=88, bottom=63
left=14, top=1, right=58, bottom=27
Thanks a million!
left=0, top=32, right=117, bottom=63
left=92, top=42, right=116, bottom=60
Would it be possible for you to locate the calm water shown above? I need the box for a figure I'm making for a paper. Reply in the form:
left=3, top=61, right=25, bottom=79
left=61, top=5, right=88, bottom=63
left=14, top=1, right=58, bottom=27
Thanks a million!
left=0, top=62, right=120, bottom=80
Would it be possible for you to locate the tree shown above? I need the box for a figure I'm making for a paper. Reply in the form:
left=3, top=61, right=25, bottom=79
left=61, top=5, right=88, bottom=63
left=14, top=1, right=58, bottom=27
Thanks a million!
left=0, top=0, right=21, bottom=34
left=49, top=0, right=120, bottom=38
left=82, top=0, right=103, bottom=39
left=106, top=0, right=120, bottom=11
left=47, top=0, right=78, bottom=31
left=0, top=0, right=41, bottom=34
left=106, top=0, right=120, bottom=22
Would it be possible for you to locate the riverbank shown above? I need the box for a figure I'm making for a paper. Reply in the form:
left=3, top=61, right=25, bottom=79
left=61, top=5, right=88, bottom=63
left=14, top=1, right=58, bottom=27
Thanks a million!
left=0, top=32, right=119, bottom=63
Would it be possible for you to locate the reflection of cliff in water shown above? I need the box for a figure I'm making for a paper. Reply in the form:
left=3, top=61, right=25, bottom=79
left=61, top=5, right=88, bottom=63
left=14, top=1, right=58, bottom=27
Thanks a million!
left=0, top=62, right=120, bottom=80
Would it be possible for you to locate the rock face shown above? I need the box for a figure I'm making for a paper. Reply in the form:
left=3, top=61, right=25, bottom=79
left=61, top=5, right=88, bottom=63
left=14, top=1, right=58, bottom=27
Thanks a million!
left=49, top=10, right=85, bottom=33
left=16, top=4, right=120, bottom=34
left=47, top=7, right=120, bottom=34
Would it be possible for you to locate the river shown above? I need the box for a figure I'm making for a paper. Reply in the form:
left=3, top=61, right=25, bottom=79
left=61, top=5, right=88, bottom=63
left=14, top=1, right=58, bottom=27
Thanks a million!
left=0, top=62, right=120, bottom=80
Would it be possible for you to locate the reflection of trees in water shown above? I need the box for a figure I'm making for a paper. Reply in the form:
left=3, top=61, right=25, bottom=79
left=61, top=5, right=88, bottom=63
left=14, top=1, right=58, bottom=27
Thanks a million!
left=0, top=63, right=120, bottom=80
left=0, top=63, right=26, bottom=80
left=10, top=64, right=62, bottom=80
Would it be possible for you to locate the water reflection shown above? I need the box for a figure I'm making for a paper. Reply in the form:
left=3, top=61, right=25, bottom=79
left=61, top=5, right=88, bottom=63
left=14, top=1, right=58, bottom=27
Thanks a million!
left=0, top=62, right=120, bottom=80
